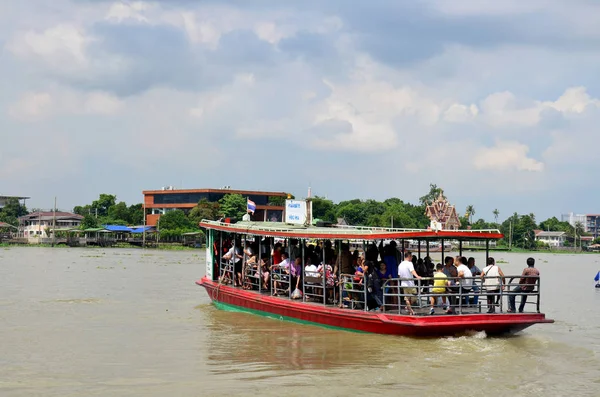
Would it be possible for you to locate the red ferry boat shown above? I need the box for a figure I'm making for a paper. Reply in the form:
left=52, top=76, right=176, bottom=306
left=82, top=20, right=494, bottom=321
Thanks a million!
left=196, top=220, right=553, bottom=337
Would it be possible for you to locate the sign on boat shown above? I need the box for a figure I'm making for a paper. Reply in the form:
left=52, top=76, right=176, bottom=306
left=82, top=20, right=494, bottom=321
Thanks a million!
left=196, top=219, right=553, bottom=337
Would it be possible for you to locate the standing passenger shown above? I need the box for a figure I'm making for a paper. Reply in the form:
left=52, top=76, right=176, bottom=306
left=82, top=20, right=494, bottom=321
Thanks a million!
left=508, top=257, right=539, bottom=313
left=398, top=251, right=422, bottom=315
left=481, top=257, right=505, bottom=313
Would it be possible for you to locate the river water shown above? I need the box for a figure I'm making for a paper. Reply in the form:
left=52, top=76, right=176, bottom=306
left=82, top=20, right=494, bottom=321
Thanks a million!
left=1, top=247, right=599, bottom=396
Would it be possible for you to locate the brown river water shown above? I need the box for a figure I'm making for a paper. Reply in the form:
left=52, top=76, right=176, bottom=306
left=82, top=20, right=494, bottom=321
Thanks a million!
left=1, top=247, right=599, bottom=396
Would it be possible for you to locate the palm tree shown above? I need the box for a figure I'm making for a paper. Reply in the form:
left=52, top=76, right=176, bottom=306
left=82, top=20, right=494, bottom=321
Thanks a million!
left=465, top=205, right=475, bottom=225
left=493, top=209, right=499, bottom=224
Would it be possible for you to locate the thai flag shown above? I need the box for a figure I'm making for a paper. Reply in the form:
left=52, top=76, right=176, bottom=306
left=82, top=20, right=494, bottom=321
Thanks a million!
left=595, top=271, right=600, bottom=282
left=247, top=199, right=256, bottom=215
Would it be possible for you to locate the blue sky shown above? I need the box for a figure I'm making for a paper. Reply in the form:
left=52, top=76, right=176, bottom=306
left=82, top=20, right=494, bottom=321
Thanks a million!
left=1, top=0, right=600, bottom=222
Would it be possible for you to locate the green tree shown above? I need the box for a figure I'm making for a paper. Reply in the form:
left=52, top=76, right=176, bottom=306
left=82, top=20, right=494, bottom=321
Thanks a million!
left=311, top=196, right=336, bottom=222
left=465, top=205, right=475, bottom=225
left=419, top=183, right=443, bottom=206
left=107, top=202, right=130, bottom=224
left=218, top=194, right=247, bottom=219
left=493, top=209, right=499, bottom=223
left=268, top=196, right=286, bottom=206
left=0, top=198, right=28, bottom=226
left=91, top=194, right=116, bottom=217
left=189, top=199, right=221, bottom=225
left=158, top=210, right=194, bottom=231
left=80, top=214, right=99, bottom=229
left=128, top=204, right=144, bottom=225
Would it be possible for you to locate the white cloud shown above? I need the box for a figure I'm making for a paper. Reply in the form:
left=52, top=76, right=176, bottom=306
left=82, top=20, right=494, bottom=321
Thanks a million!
left=9, top=90, right=123, bottom=120
left=106, top=1, right=153, bottom=23
left=8, top=92, right=53, bottom=120
left=443, top=103, right=479, bottom=123
left=6, top=24, right=92, bottom=70
left=543, top=86, right=600, bottom=114
left=473, top=141, right=544, bottom=172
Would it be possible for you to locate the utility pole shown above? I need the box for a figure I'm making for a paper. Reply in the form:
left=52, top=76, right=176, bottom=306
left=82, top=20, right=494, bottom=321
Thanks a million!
left=509, top=220, right=513, bottom=250
left=52, top=197, right=56, bottom=247
left=142, top=200, right=146, bottom=248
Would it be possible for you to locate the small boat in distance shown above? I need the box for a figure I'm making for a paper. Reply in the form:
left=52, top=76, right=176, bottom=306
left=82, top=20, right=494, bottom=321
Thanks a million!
left=196, top=220, right=553, bottom=337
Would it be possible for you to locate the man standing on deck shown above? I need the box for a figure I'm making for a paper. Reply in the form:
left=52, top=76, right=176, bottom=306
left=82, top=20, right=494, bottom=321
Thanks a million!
left=508, top=257, right=539, bottom=313
left=443, top=256, right=458, bottom=313
left=398, top=251, right=422, bottom=315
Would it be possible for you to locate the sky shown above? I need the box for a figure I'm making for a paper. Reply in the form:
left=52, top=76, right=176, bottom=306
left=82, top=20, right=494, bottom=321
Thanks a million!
left=1, top=0, right=600, bottom=222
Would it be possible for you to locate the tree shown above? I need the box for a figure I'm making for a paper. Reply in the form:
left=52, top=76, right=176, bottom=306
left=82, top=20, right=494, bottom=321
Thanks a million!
left=493, top=209, right=499, bottom=223
left=91, top=194, right=116, bottom=217
left=158, top=210, right=194, bottom=231
left=218, top=194, right=247, bottom=219
left=189, top=199, right=221, bottom=225
left=0, top=198, right=28, bottom=226
left=419, top=183, right=443, bottom=206
left=107, top=202, right=130, bottom=224
left=80, top=214, right=99, bottom=229
left=311, top=196, right=336, bottom=222
left=465, top=205, right=475, bottom=225
left=128, top=204, right=144, bottom=225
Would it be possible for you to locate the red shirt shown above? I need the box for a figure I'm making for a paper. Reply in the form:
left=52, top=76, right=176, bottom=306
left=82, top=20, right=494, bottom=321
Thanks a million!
left=272, top=250, right=282, bottom=265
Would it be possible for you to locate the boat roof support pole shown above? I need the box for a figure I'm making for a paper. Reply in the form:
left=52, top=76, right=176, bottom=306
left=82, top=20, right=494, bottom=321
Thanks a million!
left=486, top=239, right=490, bottom=264
left=363, top=240, right=368, bottom=311
left=219, top=231, right=223, bottom=284
left=287, top=238, right=292, bottom=299
left=459, top=240, right=463, bottom=257
left=441, top=238, right=445, bottom=262
left=302, top=240, right=306, bottom=302
left=418, top=239, right=421, bottom=258
left=322, top=240, right=326, bottom=305
left=426, top=240, right=430, bottom=258
left=258, top=236, right=262, bottom=294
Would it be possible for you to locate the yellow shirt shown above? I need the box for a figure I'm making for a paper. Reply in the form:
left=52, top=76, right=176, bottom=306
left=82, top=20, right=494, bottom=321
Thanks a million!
left=432, top=272, right=447, bottom=293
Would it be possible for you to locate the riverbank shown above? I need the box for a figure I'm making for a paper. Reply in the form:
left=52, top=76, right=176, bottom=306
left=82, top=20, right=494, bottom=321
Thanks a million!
left=0, top=242, right=203, bottom=250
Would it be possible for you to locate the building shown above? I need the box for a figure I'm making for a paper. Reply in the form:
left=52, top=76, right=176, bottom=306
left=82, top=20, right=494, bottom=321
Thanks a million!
left=561, top=212, right=600, bottom=238
left=18, top=211, right=83, bottom=240
left=424, top=192, right=461, bottom=230
left=0, top=195, right=29, bottom=209
left=142, top=187, right=288, bottom=226
left=561, top=212, right=588, bottom=230
left=586, top=215, right=600, bottom=238
left=534, top=230, right=566, bottom=247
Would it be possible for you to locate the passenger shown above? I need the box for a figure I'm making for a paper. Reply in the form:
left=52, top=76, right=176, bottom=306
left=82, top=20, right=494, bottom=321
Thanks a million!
left=365, top=260, right=383, bottom=312
left=508, top=257, right=539, bottom=313
left=317, top=261, right=335, bottom=303
left=259, top=257, right=271, bottom=290
left=456, top=256, right=473, bottom=306
left=272, top=252, right=290, bottom=296
left=290, top=257, right=303, bottom=297
left=398, top=251, right=422, bottom=315
left=335, top=243, right=354, bottom=277
left=288, top=239, right=300, bottom=262
left=366, top=242, right=379, bottom=263
left=272, top=243, right=283, bottom=265
left=467, top=257, right=481, bottom=305
left=443, top=256, right=458, bottom=312
left=223, top=240, right=243, bottom=287
left=352, top=249, right=360, bottom=267
left=430, top=263, right=450, bottom=315
left=481, top=257, right=506, bottom=313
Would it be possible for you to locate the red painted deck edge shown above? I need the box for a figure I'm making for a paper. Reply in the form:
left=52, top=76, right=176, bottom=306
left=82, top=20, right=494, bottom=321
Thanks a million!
left=197, top=277, right=553, bottom=336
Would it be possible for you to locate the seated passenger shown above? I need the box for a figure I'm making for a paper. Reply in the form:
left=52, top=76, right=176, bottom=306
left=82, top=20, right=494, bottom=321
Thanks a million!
left=430, top=263, right=450, bottom=315
left=290, top=257, right=303, bottom=295
left=272, top=252, right=290, bottom=296
left=508, top=257, right=539, bottom=313
left=259, top=257, right=271, bottom=290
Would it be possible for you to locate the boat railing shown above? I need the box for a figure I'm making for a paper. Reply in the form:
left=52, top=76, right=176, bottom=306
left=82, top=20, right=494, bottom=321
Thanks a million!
left=271, top=264, right=290, bottom=297
left=373, top=275, right=542, bottom=315
left=339, top=273, right=367, bottom=310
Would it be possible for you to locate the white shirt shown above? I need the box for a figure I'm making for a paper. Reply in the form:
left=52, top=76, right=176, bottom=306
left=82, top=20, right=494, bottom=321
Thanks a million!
left=305, top=264, right=318, bottom=277
left=482, top=265, right=501, bottom=290
left=398, top=260, right=415, bottom=287
left=278, top=258, right=290, bottom=269
left=456, top=264, right=473, bottom=290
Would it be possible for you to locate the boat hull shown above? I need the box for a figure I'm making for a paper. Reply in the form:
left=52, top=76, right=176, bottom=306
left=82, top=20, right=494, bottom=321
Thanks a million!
left=197, top=277, right=553, bottom=337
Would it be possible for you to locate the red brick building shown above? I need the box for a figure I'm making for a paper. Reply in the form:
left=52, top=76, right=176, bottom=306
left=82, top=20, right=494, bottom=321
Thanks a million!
left=142, top=188, right=287, bottom=226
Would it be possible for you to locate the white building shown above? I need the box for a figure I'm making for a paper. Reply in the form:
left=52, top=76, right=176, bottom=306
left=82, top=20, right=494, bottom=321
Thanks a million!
left=535, top=230, right=566, bottom=247
left=18, top=211, right=83, bottom=241
left=561, top=212, right=588, bottom=231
